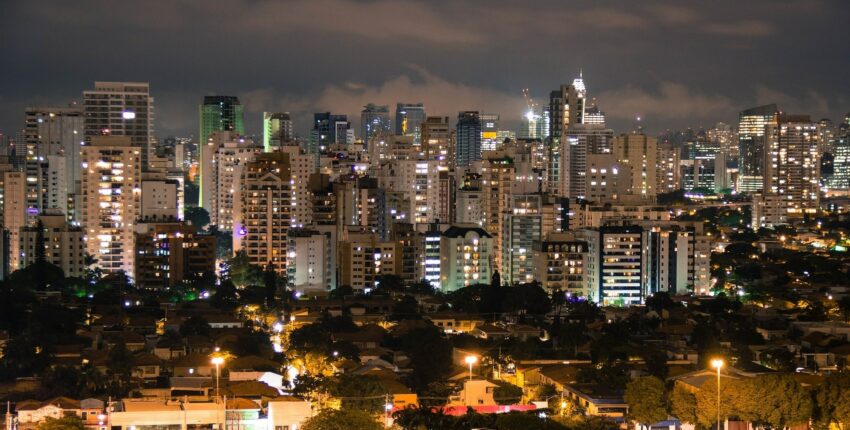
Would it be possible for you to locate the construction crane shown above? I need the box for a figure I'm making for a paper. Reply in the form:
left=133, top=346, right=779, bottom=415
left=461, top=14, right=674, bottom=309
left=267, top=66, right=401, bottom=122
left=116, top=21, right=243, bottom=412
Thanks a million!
left=522, top=88, right=537, bottom=113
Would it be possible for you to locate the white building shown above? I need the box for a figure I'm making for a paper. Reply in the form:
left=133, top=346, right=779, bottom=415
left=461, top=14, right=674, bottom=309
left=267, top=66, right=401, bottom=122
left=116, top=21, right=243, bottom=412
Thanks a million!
left=439, top=225, right=493, bottom=292
left=19, top=213, right=87, bottom=278
left=287, top=229, right=332, bottom=293
left=83, top=82, right=155, bottom=166
left=81, top=136, right=142, bottom=275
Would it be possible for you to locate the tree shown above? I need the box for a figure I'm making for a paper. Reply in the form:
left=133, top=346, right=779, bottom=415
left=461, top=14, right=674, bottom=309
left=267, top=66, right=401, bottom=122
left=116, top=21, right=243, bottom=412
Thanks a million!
left=495, top=412, right=566, bottom=430
left=670, top=384, right=697, bottom=425
left=493, top=380, right=523, bottom=405
left=400, top=325, right=453, bottom=391
left=301, top=409, right=383, bottom=430
left=329, top=374, right=386, bottom=413
left=815, top=372, right=850, bottom=429
left=184, top=207, right=210, bottom=230
left=105, top=342, right=136, bottom=397
left=263, top=263, right=279, bottom=304
left=624, top=376, right=668, bottom=428
left=838, top=296, right=850, bottom=323
left=37, top=416, right=85, bottom=430
left=389, top=295, right=421, bottom=321
left=228, top=251, right=263, bottom=287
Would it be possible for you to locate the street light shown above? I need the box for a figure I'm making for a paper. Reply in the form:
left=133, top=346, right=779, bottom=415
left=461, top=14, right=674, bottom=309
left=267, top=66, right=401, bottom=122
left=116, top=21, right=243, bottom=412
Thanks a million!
left=464, top=355, right=478, bottom=380
left=711, top=358, right=724, bottom=430
left=211, top=356, right=225, bottom=399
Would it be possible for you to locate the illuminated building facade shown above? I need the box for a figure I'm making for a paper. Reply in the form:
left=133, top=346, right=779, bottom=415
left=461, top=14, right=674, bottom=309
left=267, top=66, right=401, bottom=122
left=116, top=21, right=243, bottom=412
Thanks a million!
left=480, top=113, right=500, bottom=152
left=501, top=194, right=543, bottom=284
left=456, top=111, right=482, bottom=167
left=19, top=213, right=86, bottom=278
left=263, top=112, right=293, bottom=152
left=395, top=103, right=426, bottom=146
left=737, top=104, right=778, bottom=192
left=439, top=225, right=493, bottom=292
left=581, top=225, right=643, bottom=306
left=199, top=96, right=244, bottom=205
left=133, top=220, right=216, bottom=290
left=763, top=114, right=820, bottom=217
left=421, top=116, right=453, bottom=166
left=80, top=136, right=141, bottom=275
left=533, top=232, right=588, bottom=297
left=548, top=73, right=586, bottom=196
left=83, top=82, right=154, bottom=166
left=360, top=104, right=391, bottom=145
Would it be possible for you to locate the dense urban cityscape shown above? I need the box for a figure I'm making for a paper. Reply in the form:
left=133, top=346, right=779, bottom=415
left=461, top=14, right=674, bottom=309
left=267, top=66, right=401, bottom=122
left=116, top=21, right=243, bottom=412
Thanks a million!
left=2, top=1, right=850, bottom=430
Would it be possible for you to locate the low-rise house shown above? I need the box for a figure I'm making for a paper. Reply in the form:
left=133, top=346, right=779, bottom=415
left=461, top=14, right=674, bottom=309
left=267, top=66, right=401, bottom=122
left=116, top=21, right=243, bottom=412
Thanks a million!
left=471, top=324, right=511, bottom=340
left=562, top=384, right=628, bottom=419
left=449, top=379, right=499, bottom=406
left=172, top=353, right=214, bottom=377
left=132, top=353, right=163, bottom=380
left=426, top=313, right=484, bottom=334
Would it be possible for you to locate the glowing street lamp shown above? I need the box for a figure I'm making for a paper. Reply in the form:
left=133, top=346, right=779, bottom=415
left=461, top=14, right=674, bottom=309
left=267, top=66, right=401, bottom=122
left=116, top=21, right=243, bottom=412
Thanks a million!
left=711, top=358, right=725, bottom=430
left=211, top=355, right=226, bottom=399
left=464, top=355, right=478, bottom=380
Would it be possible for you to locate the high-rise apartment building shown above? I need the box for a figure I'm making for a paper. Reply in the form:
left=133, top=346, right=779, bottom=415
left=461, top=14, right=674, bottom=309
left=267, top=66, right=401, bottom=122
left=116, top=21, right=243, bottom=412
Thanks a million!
left=456, top=111, right=482, bottom=168
left=2, top=171, right=27, bottom=270
left=80, top=136, right=142, bottom=275
left=480, top=114, right=500, bottom=152
left=421, top=116, right=453, bottom=165
left=199, top=96, right=244, bottom=205
left=233, top=152, right=291, bottom=274
left=24, top=106, right=84, bottom=220
left=761, top=114, right=820, bottom=218
left=738, top=104, right=779, bottom=192
left=18, top=213, right=86, bottom=278
left=613, top=133, right=658, bottom=199
left=263, top=112, right=293, bottom=152
left=501, top=194, right=543, bottom=284
left=309, top=112, right=352, bottom=153
left=134, top=220, right=216, bottom=289
left=83, top=82, right=154, bottom=166
left=439, top=225, right=493, bottom=292
left=581, top=225, right=643, bottom=306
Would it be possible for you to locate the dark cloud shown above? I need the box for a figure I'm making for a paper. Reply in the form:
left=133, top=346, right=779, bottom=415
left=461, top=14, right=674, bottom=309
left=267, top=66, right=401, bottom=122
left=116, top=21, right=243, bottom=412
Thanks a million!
left=1, top=0, right=848, bottom=137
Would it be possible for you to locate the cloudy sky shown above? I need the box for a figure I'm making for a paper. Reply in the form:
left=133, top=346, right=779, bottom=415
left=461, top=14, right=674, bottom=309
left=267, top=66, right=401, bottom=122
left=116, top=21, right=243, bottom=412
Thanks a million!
left=1, top=0, right=848, bottom=138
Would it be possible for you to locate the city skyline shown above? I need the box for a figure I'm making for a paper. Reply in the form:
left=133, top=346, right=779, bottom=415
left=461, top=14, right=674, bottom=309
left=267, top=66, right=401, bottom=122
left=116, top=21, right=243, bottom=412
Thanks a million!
left=1, top=0, right=849, bottom=137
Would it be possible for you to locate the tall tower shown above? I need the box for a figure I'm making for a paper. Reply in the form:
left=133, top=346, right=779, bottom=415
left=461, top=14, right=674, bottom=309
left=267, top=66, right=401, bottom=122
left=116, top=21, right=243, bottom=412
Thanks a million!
left=737, top=104, right=779, bottom=192
left=199, top=96, right=244, bottom=206
left=263, top=112, right=293, bottom=152
left=80, top=136, right=142, bottom=276
left=548, top=73, right=587, bottom=196
left=395, top=103, right=426, bottom=146
left=763, top=114, right=820, bottom=216
left=456, top=111, right=482, bottom=168
left=83, top=82, right=154, bottom=165
left=360, top=104, right=391, bottom=146
left=24, top=106, right=84, bottom=220
left=420, top=116, right=453, bottom=166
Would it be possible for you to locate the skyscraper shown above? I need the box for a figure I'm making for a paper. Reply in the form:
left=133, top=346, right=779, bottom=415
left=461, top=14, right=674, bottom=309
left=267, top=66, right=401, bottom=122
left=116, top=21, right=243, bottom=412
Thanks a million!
left=23, top=106, right=84, bottom=220
left=233, top=152, right=291, bottom=274
left=309, top=112, right=352, bottom=153
left=83, top=82, right=154, bottom=165
left=421, top=116, right=453, bottom=165
left=548, top=73, right=587, bottom=196
left=263, top=112, right=293, bottom=152
left=762, top=114, right=820, bottom=216
left=395, top=103, right=426, bottom=145
left=480, top=114, right=500, bottom=152
left=199, top=96, right=244, bottom=205
left=360, top=104, right=391, bottom=145
left=737, top=104, right=779, bottom=192
left=456, top=111, right=482, bottom=167
left=80, top=136, right=142, bottom=276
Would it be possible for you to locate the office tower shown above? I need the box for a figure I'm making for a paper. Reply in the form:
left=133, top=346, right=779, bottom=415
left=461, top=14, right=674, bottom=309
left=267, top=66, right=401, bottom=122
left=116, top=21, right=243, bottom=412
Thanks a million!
left=581, top=224, right=643, bottom=306
left=395, top=103, right=426, bottom=145
left=287, top=229, right=333, bottom=293
left=641, top=221, right=711, bottom=296
left=81, top=136, right=142, bottom=275
left=134, top=220, right=216, bottom=289
left=548, top=73, right=587, bottom=196
left=480, top=114, right=500, bottom=152
left=519, top=107, right=542, bottom=139
left=533, top=232, right=588, bottom=297
left=209, top=134, right=262, bottom=231
left=562, top=124, right=614, bottom=199
left=263, top=112, right=293, bottom=152
left=233, top=152, right=291, bottom=273
left=199, top=96, right=244, bottom=205
left=501, top=194, right=543, bottom=284
left=760, top=114, right=820, bottom=220
left=708, top=122, right=737, bottom=158
left=309, top=112, right=352, bottom=153
left=613, top=133, right=658, bottom=199
left=360, top=104, right=391, bottom=145
left=439, top=225, right=493, bottom=292
left=827, top=131, right=850, bottom=193
left=456, top=111, right=482, bottom=167
left=2, top=171, right=26, bottom=270
left=18, top=213, right=86, bottom=278
left=83, top=82, right=154, bottom=166
left=738, top=104, right=779, bottom=192
left=24, top=106, right=84, bottom=219
left=421, top=116, right=453, bottom=165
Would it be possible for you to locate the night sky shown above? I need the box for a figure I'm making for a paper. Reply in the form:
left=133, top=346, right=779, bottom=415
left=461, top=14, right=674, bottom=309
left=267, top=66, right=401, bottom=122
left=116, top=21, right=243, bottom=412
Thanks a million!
left=2, top=0, right=849, bottom=137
